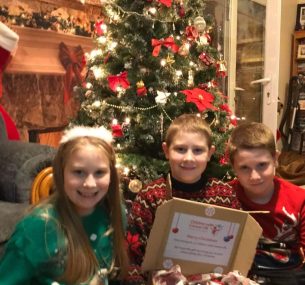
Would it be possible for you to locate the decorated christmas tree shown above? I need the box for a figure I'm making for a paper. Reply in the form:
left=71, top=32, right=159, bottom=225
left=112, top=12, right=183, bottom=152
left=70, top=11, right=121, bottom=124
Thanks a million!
left=73, top=0, right=237, bottom=197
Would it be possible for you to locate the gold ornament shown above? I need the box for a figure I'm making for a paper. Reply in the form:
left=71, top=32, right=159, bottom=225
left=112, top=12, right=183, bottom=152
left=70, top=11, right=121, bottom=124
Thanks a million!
left=178, top=42, right=190, bottom=56
left=218, top=60, right=227, bottom=72
left=128, top=179, right=143, bottom=193
left=166, top=54, right=175, bottom=65
left=136, top=80, right=145, bottom=88
left=188, top=70, right=194, bottom=86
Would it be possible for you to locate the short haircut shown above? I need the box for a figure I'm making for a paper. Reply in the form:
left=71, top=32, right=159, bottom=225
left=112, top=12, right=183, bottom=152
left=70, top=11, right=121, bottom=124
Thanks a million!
left=165, top=113, right=212, bottom=147
left=228, top=122, right=276, bottom=164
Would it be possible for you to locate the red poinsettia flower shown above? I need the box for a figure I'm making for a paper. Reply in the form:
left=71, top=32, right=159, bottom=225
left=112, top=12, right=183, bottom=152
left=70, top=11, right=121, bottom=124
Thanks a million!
left=126, top=232, right=142, bottom=256
left=180, top=88, right=216, bottom=112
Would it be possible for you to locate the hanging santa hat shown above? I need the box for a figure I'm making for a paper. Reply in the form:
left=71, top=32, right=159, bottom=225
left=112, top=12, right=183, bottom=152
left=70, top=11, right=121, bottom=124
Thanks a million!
left=0, top=22, right=19, bottom=97
left=0, top=22, right=20, bottom=140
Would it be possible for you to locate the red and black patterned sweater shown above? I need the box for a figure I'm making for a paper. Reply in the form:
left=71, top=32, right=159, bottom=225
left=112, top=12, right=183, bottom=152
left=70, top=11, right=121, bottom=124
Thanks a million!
left=125, top=175, right=241, bottom=284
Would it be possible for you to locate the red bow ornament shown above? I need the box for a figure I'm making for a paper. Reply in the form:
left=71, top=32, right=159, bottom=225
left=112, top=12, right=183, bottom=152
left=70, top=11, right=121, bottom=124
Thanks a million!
left=59, top=42, right=85, bottom=104
left=151, top=36, right=179, bottom=57
left=157, top=0, right=172, bottom=7
left=180, top=88, right=216, bottom=112
left=107, top=71, right=130, bottom=92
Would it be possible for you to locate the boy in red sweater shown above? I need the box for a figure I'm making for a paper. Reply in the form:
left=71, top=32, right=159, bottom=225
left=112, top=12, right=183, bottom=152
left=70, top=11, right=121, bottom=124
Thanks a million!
left=228, top=122, right=305, bottom=284
left=125, top=114, right=241, bottom=284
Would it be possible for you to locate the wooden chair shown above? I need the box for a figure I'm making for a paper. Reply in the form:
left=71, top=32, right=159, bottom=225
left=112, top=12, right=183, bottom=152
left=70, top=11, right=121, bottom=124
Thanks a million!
left=30, top=166, right=53, bottom=204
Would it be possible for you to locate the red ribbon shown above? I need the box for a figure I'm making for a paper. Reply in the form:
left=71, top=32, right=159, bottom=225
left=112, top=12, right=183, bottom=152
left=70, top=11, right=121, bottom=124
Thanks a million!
left=157, top=0, right=172, bottom=7
left=107, top=71, right=130, bottom=92
left=59, top=42, right=85, bottom=104
left=151, top=36, right=179, bottom=57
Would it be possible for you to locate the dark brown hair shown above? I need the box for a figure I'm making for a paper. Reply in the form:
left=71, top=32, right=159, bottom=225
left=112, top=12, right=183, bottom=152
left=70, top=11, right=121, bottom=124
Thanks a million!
left=228, top=122, right=276, bottom=164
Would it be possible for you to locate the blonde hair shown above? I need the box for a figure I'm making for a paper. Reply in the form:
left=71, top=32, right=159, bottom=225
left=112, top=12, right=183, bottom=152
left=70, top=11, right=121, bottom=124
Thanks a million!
left=50, top=135, right=128, bottom=283
left=165, top=113, right=212, bottom=147
left=228, top=122, right=276, bottom=164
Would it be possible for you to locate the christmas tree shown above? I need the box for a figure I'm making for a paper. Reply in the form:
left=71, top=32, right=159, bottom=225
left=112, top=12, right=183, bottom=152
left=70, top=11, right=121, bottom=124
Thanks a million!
left=73, top=0, right=236, bottom=196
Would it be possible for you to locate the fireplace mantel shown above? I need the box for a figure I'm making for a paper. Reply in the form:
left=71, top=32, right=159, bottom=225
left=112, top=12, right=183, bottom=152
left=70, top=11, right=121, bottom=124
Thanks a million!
left=6, top=26, right=95, bottom=74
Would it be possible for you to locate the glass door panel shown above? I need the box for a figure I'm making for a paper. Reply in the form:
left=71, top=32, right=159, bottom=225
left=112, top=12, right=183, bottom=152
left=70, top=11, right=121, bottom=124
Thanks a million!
left=235, top=0, right=266, bottom=122
left=227, top=0, right=281, bottom=135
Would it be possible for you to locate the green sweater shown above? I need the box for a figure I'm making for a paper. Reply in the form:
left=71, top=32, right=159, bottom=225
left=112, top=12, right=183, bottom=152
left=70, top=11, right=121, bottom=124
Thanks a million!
left=0, top=204, right=113, bottom=284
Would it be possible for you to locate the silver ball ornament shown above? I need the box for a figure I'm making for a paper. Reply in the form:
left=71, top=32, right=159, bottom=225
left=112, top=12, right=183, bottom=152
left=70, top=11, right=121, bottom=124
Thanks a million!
left=194, top=16, right=206, bottom=32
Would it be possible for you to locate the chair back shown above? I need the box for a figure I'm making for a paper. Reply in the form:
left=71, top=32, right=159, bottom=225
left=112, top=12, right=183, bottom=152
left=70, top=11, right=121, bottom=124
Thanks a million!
left=31, top=166, right=53, bottom=204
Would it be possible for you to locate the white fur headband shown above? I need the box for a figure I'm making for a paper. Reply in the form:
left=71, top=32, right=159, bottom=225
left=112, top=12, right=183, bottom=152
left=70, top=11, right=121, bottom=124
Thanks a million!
left=60, top=126, right=113, bottom=144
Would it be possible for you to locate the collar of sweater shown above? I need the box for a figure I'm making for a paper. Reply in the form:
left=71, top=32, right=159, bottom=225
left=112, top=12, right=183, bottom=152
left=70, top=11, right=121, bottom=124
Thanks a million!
left=170, top=173, right=208, bottom=193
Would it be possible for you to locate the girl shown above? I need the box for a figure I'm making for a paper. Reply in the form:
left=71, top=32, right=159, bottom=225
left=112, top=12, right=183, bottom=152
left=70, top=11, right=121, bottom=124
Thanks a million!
left=0, top=126, right=129, bottom=285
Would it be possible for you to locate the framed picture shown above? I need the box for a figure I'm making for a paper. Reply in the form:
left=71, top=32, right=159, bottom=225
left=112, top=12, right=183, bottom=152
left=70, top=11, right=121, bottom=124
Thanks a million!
left=296, top=4, right=305, bottom=30
left=297, top=44, right=305, bottom=59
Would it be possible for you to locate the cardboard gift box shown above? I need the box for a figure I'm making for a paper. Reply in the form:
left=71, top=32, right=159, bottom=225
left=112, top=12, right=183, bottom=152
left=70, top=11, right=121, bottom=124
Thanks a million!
left=142, top=198, right=262, bottom=276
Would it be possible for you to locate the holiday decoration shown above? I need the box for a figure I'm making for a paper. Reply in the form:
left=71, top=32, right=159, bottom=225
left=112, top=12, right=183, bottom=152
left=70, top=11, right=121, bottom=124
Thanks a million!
left=58, top=42, right=86, bottom=104
left=0, top=22, right=19, bottom=97
left=0, top=5, right=94, bottom=37
left=128, top=179, right=143, bottom=193
left=194, top=16, right=206, bottom=32
left=0, top=22, right=20, bottom=140
left=136, top=80, right=147, bottom=97
left=73, top=0, right=236, bottom=194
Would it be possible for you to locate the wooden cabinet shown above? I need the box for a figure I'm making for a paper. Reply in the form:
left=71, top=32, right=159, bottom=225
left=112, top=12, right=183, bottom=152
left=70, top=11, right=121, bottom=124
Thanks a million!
left=291, top=30, right=305, bottom=76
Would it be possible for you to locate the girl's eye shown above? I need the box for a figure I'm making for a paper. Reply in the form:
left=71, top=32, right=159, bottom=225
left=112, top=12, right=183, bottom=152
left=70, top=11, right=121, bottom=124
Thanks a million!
left=240, top=165, right=249, bottom=171
left=73, top=169, right=84, bottom=176
left=95, top=169, right=106, bottom=176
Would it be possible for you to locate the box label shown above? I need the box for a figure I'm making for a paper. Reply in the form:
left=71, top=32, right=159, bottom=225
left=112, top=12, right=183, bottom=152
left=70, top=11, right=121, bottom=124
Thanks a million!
left=163, top=212, right=240, bottom=266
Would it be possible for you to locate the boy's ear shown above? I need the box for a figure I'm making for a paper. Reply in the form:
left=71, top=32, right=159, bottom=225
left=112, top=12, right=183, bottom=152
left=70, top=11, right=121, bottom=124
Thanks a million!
left=274, top=150, right=280, bottom=165
left=162, top=142, right=169, bottom=159
left=208, top=145, right=216, bottom=161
